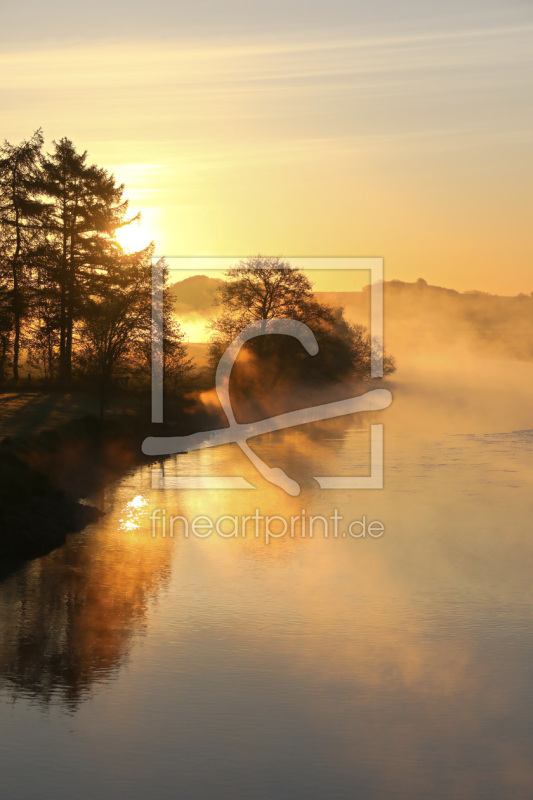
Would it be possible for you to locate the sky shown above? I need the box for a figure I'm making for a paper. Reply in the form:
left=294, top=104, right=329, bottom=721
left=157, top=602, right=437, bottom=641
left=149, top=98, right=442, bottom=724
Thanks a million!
left=1, top=0, right=532, bottom=294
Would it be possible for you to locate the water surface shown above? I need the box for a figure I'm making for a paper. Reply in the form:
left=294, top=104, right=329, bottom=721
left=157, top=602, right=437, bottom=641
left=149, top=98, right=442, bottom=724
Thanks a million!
left=1, top=356, right=532, bottom=799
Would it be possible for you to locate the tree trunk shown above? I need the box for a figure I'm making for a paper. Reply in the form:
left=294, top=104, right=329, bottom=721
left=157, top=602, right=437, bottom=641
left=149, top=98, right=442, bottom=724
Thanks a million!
left=64, top=191, right=79, bottom=387
left=11, top=168, right=22, bottom=383
left=58, top=218, right=68, bottom=385
left=99, top=371, right=109, bottom=420
left=0, top=337, right=7, bottom=386
left=11, top=237, right=21, bottom=384
left=66, top=261, right=74, bottom=385
left=12, top=313, right=20, bottom=383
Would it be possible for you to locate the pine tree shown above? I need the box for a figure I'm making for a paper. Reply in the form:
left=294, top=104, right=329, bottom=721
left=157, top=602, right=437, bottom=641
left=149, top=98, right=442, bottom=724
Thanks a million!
left=0, top=130, right=46, bottom=381
left=41, top=138, right=136, bottom=385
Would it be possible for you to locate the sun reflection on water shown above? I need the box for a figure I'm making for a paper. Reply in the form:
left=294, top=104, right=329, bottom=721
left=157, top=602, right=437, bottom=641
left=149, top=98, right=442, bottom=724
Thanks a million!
left=118, top=494, right=149, bottom=531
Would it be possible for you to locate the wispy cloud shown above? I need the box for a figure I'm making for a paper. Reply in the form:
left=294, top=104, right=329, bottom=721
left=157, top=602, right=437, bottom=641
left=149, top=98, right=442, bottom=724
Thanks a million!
left=1, top=25, right=532, bottom=92
left=1, top=21, right=531, bottom=291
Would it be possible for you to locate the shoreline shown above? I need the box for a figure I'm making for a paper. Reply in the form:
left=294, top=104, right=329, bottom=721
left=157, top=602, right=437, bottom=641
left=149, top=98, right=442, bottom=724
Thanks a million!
left=0, top=404, right=221, bottom=568
left=0, top=378, right=385, bottom=569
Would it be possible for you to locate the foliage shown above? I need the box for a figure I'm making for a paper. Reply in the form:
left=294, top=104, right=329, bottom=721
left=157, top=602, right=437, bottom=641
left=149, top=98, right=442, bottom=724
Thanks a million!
left=0, top=132, right=193, bottom=409
left=208, top=256, right=396, bottom=385
left=0, top=130, right=46, bottom=380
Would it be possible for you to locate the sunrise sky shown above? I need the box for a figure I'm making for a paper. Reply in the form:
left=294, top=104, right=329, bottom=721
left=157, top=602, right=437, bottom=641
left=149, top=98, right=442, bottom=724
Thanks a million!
left=2, top=0, right=532, bottom=294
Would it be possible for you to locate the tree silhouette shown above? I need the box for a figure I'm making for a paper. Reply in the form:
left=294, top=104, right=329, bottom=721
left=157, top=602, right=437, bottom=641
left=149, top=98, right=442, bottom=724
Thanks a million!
left=77, top=253, right=192, bottom=417
left=208, top=256, right=395, bottom=386
left=41, top=138, right=137, bottom=386
left=0, top=131, right=194, bottom=403
left=0, top=130, right=46, bottom=381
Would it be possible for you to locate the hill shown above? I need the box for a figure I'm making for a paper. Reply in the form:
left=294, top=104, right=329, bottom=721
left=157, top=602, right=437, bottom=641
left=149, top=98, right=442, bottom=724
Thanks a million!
left=170, top=273, right=533, bottom=361
left=170, top=274, right=223, bottom=315
left=318, top=279, right=533, bottom=360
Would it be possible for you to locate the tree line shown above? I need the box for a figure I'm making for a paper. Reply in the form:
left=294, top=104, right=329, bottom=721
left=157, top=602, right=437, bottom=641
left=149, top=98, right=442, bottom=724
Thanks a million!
left=1, top=131, right=394, bottom=417
left=0, top=131, right=191, bottom=411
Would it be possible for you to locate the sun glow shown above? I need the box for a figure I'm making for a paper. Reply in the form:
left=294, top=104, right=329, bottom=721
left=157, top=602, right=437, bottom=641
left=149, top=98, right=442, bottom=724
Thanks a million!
left=116, top=217, right=154, bottom=253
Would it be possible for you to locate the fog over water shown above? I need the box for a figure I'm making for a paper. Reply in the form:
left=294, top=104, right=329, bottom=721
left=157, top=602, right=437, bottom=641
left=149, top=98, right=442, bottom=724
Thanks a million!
left=0, top=295, right=532, bottom=799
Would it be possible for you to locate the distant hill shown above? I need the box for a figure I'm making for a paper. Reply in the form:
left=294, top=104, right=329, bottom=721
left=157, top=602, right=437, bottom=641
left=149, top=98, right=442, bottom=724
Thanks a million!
left=319, top=279, right=533, bottom=360
left=170, top=274, right=223, bottom=315
left=170, top=274, right=533, bottom=361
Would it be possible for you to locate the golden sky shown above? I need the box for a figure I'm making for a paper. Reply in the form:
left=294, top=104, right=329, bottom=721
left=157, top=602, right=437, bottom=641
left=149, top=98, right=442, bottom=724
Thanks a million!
left=1, top=2, right=532, bottom=294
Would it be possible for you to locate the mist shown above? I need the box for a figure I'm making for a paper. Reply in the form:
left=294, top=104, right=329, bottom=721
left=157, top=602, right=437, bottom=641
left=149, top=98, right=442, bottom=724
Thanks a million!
left=171, top=275, right=533, bottom=438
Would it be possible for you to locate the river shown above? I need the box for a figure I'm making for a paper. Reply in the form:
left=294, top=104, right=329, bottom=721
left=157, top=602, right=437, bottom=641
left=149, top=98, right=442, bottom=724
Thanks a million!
left=1, top=353, right=532, bottom=799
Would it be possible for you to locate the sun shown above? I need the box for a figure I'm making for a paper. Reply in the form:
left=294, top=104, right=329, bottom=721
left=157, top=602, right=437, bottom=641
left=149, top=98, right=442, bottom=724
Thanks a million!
left=116, top=217, right=153, bottom=253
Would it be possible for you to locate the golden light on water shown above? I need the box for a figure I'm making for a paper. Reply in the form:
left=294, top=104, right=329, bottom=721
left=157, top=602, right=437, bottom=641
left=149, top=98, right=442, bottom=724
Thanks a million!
left=119, top=495, right=149, bottom=532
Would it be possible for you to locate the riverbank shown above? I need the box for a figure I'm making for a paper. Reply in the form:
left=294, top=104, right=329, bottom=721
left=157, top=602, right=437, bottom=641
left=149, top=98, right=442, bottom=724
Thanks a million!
left=0, top=377, right=388, bottom=565
left=0, top=399, right=221, bottom=564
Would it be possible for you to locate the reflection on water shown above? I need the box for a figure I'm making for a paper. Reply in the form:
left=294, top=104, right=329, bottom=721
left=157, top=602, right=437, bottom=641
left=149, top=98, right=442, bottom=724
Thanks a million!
left=0, top=469, right=173, bottom=709
left=0, top=357, right=533, bottom=799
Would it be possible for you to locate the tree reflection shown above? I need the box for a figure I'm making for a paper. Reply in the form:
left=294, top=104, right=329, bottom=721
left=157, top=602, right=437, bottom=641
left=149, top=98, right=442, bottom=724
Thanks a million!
left=0, top=479, right=173, bottom=710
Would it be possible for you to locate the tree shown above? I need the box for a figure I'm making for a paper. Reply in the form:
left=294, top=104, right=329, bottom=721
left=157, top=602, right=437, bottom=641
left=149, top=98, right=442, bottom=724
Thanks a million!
left=128, top=258, right=195, bottom=403
left=25, top=238, right=64, bottom=383
left=0, top=130, right=46, bottom=381
left=208, top=256, right=395, bottom=386
left=77, top=253, right=192, bottom=417
left=208, top=256, right=332, bottom=342
left=0, top=281, right=13, bottom=385
left=77, top=249, right=151, bottom=417
left=41, top=138, right=136, bottom=385
left=1, top=131, right=195, bottom=398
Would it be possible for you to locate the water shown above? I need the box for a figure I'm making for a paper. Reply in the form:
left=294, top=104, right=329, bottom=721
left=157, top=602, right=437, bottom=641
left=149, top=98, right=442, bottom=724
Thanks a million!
left=1, top=356, right=532, bottom=799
